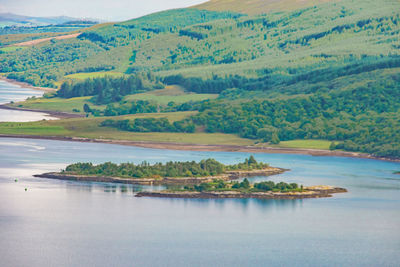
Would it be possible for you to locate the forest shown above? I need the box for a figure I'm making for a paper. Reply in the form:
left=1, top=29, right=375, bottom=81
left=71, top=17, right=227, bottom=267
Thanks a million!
left=183, top=179, right=300, bottom=193
left=63, top=156, right=269, bottom=178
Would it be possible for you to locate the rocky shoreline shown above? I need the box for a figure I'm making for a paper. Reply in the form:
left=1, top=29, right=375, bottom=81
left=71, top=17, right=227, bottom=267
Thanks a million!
left=34, top=167, right=287, bottom=185
left=135, top=186, right=348, bottom=199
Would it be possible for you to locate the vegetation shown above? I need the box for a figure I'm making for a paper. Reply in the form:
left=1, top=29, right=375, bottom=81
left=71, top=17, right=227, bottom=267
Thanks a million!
left=1, top=0, right=399, bottom=158
left=183, top=179, right=301, bottom=193
left=0, top=112, right=254, bottom=145
left=0, top=21, right=97, bottom=35
left=62, top=156, right=269, bottom=178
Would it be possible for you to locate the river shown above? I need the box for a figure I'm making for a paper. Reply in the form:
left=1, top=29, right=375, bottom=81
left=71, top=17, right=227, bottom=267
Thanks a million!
left=0, top=80, right=399, bottom=266
left=0, top=80, right=57, bottom=122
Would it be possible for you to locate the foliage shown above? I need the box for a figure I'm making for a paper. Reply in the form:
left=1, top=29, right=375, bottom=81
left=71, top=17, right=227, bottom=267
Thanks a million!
left=100, top=117, right=196, bottom=133
left=57, top=75, right=157, bottom=104
left=63, top=157, right=265, bottom=178
left=183, top=179, right=300, bottom=193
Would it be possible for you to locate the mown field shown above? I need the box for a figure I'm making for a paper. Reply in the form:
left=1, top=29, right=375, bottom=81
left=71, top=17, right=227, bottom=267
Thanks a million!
left=125, top=85, right=218, bottom=104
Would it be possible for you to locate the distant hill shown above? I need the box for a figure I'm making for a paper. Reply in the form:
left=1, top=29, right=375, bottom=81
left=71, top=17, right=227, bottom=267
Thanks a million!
left=193, top=0, right=335, bottom=14
left=0, top=13, right=82, bottom=27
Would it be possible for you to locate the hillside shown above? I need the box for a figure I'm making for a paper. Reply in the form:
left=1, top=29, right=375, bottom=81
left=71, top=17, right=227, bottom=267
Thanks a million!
left=193, top=0, right=335, bottom=14
left=0, top=0, right=399, bottom=158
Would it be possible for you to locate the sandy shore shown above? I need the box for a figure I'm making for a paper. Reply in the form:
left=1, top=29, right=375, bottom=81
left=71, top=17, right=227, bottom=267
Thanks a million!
left=0, top=76, right=57, bottom=92
left=0, top=133, right=398, bottom=162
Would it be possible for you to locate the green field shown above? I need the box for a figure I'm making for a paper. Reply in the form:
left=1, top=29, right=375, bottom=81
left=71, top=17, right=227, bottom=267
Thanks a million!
left=64, top=71, right=126, bottom=80
left=9, top=96, right=105, bottom=114
left=273, top=140, right=335, bottom=150
left=0, top=111, right=253, bottom=146
left=0, top=46, right=26, bottom=52
left=125, top=85, right=218, bottom=104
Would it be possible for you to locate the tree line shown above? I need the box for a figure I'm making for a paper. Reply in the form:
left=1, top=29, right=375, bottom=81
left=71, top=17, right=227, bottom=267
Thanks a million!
left=63, top=157, right=266, bottom=178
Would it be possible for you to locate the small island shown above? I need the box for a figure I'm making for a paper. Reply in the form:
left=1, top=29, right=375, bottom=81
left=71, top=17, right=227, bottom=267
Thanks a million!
left=136, top=179, right=347, bottom=199
left=35, top=156, right=347, bottom=199
left=35, top=156, right=286, bottom=185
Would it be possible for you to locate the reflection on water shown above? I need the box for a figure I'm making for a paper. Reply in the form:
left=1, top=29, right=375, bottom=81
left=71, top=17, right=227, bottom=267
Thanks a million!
left=0, top=137, right=400, bottom=267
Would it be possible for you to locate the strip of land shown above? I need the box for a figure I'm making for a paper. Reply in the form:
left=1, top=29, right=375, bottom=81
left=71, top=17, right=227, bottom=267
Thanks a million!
left=34, top=167, right=287, bottom=185
left=13, top=33, right=80, bottom=46
left=0, top=105, right=84, bottom=119
left=136, top=186, right=348, bottom=200
left=0, top=76, right=56, bottom=92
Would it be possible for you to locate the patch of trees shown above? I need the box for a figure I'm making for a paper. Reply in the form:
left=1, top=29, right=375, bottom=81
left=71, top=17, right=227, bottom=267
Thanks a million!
left=100, top=117, right=196, bottom=133
left=57, top=75, right=155, bottom=104
left=179, top=29, right=208, bottom=40
left=183, top=178, right=301, bottom=193
left=63, top=157, right=261, bottom=178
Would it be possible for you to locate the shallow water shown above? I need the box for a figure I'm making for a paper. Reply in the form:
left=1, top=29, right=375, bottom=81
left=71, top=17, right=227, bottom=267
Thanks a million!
left=0, top=80, right=57, bottom=122
left=0, top=137, right=399, bottom=266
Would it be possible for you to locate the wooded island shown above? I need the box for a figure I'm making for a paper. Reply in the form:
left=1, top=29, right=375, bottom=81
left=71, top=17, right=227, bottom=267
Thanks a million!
left=35, top=156, right=347, bottom=199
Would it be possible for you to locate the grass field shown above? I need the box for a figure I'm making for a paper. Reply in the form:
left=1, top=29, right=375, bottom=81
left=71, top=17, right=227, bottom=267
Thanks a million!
left=125, top=85, right=218, bottom=104
left=9, top=96, right=105, bottom=114
left=0, top=111, right=253, bottom=145
left=64, top=71, right=125, bottom=80
left=10, top=96, right=105, bottom=113
left=0, top=46, right=27, bottom=52
left=273, top=140, right=334, bottom=150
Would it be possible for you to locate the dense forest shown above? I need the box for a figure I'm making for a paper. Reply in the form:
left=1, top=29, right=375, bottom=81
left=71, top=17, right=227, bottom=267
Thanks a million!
left=63, top=156, right=269, bottom=178
left=57, top=75, right=161, bottom=104
left=99, top=73, right=400, bottom=158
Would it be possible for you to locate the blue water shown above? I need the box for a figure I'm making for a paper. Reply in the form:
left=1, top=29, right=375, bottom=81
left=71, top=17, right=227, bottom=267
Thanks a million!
left=0, top=80, right=56, bottom=122
left=1, top=137, right=399, bottom=266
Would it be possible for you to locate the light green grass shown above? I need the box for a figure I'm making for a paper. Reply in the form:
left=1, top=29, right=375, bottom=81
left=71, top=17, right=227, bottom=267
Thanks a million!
left=0, top=46, right=27, bottom=52
left=64, top=71, right=125, bottom=80
left=0, top=111, right=253, bottom=146
left=125, top=85, right=218, bottom=104
left=9, top=96, right=105, bottom=114
left=274, top=139, right=334, bottom=150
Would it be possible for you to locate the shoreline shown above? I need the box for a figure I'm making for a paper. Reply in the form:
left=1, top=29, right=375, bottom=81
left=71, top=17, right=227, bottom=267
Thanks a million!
left=0, top=104, right=85, bottom=119
left=34, top=167, right=287, bottom=185
left=136, top=186, right=348, bottom=200
left=0, top=76, right=57, bottom=92
left=1, top=134, right=399, bottom=162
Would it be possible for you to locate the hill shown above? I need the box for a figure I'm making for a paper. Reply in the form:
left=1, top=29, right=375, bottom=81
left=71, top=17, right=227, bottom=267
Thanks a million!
left=0, top=13, right=77, bottom=27
left=0, top=0, right=399, bottom=158
left=193, top=0, right=335, bottom=14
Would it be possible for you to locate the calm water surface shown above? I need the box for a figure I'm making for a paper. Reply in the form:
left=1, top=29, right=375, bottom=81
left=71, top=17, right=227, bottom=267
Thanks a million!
left=1, top=137, right=399, bottom=266
left=0, top=80, right=57, bottom=122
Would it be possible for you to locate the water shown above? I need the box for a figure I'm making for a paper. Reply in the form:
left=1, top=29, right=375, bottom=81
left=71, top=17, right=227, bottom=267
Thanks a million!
left=0, top=80, right=57, bottom=122
left=1, top=137, right=399, bottom=266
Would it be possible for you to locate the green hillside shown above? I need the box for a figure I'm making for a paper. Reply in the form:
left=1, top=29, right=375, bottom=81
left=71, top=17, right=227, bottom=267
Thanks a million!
left=0, top=0, right=399, bottom=158
left=193, top=0, right=335, bottom=15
